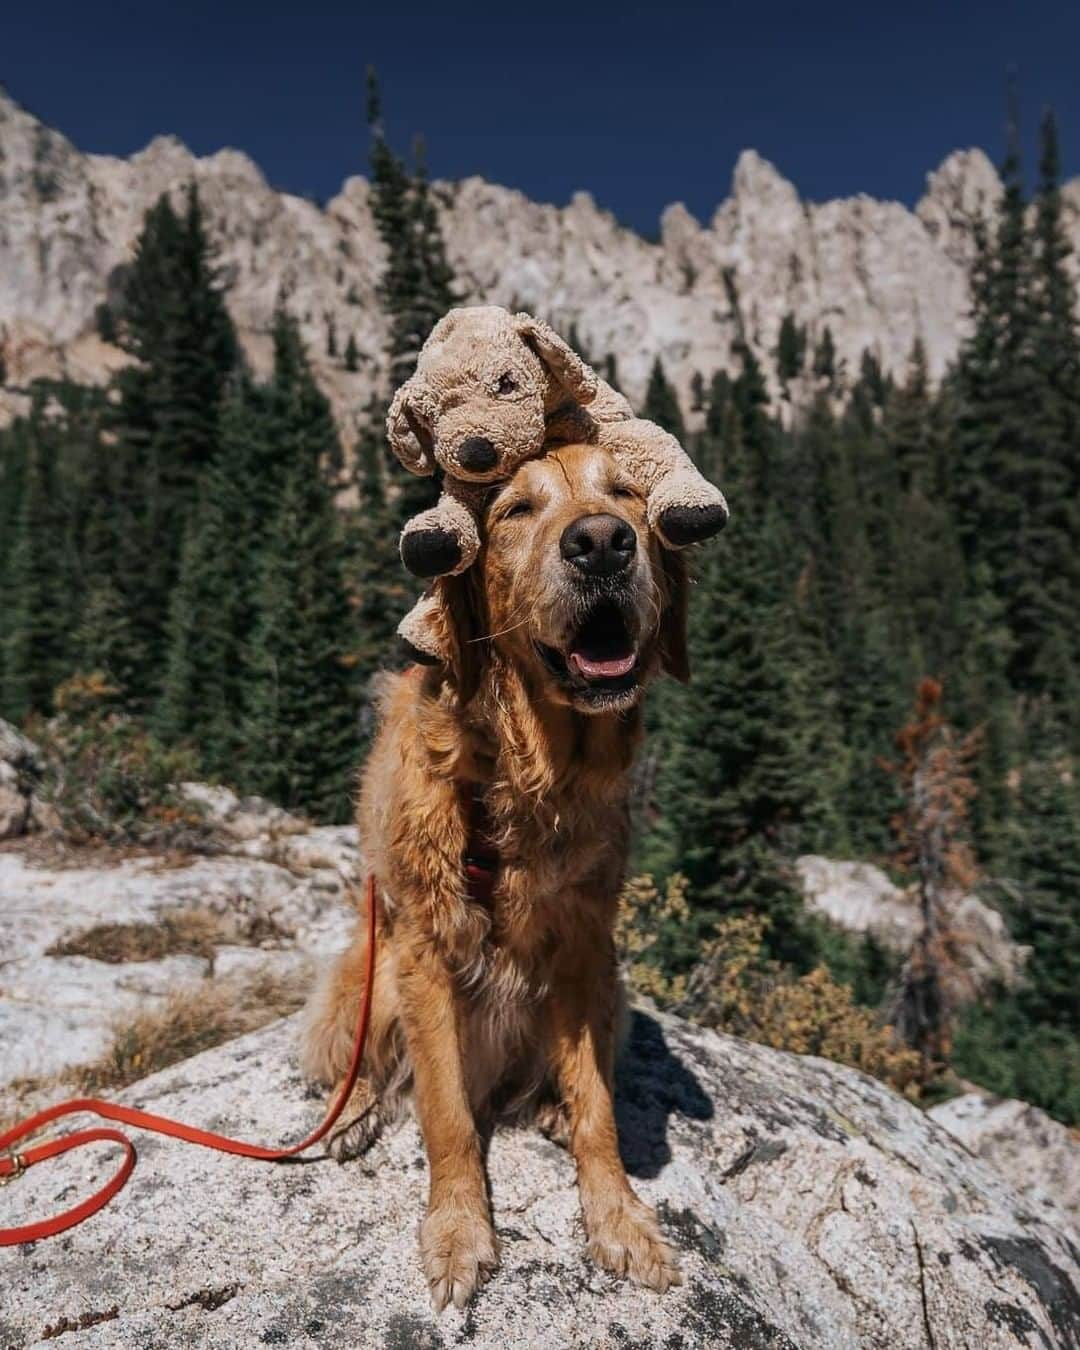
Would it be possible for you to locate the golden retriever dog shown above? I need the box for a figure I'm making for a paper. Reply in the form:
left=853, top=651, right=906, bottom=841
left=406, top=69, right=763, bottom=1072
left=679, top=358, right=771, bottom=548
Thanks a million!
left=302, top=440, right=689, bottom=1310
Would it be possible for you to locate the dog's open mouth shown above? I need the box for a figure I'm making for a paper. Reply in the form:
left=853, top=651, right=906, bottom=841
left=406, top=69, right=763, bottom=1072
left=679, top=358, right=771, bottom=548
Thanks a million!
left=536, top=600, right=640, bottom=704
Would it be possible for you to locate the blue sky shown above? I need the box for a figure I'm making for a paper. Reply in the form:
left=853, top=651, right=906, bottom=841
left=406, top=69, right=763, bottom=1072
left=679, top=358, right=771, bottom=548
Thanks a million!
left=5, top=1, right=1078, bottom=234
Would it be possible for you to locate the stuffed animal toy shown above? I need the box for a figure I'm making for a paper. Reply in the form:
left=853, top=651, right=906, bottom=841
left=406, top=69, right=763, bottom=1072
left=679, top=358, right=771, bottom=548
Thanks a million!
left=388, top=305, right=729, bottom=660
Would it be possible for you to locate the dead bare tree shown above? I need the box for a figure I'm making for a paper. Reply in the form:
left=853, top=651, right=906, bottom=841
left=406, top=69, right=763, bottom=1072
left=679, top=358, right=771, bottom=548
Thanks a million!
left=884, top=678, right=981, bottom=1083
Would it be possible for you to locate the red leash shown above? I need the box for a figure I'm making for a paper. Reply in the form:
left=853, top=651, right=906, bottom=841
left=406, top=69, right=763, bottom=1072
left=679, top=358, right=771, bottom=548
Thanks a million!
left=0, top=874, right=378, bottom=1246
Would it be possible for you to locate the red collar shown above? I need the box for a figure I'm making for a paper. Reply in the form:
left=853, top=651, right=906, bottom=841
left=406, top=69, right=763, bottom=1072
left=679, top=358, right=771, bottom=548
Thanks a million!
left=461, top=782, right=499, bottom=908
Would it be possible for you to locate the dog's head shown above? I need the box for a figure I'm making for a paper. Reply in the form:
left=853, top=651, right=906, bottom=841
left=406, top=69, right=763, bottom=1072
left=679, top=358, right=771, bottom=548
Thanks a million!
left=386, top=307, right=599, bottom=484
left=439, top=441, right=689, bottom=713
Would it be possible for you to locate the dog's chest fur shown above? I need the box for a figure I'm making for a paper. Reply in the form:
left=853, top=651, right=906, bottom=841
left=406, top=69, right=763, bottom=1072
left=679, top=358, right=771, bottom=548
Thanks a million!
left=450, top=795, right=627, bottom=1113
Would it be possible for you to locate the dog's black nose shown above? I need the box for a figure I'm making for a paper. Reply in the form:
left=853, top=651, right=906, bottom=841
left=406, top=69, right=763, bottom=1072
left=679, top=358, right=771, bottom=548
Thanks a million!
left=560, top=514, right=637, bottom=577
left=457, top=437, right=499, bottom=473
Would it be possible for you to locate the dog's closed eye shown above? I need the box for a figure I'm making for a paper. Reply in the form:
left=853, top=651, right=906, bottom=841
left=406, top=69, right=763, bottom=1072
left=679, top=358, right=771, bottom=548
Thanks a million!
left=499, top=498, right=534, bottom=520
left=610, top=483, right=640, bottom=501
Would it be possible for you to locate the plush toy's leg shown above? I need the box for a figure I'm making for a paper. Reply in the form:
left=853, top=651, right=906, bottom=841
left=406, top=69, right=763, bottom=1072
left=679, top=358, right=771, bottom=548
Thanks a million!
left=400, top=491, right=482, bottom=579
left=397, top=593, right=448, bottom=666
left=650, top=475, right=730, bottom=548
left=597, top=420, right=729, bottom=549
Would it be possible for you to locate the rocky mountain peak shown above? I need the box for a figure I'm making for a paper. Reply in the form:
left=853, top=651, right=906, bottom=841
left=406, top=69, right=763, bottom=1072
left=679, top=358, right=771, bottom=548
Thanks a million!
left=3, top=96, right=1080, bottom=440
left=729, top=147, right=802, bottom=211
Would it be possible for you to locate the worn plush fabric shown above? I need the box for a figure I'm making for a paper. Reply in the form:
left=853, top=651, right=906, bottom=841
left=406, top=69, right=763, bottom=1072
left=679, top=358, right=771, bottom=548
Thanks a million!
left=388, top=306, right=728, bottom=659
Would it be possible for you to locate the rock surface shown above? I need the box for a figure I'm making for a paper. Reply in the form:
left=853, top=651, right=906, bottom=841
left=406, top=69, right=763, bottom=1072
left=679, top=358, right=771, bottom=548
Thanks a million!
left=930, top=1092, right=1080, bottom=1230
left=0, top=787, right=360, bottom=1085
left=796, top=855, right=1027, bottom=990
left=5, top=84, right=1080, bottom=438
left=1, top=1010, right=1078, bottom=1349
left=0, top=720, right=57, bottom=842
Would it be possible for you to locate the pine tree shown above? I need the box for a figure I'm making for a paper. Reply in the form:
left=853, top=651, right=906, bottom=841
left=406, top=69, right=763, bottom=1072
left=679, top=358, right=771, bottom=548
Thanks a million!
left=857, top=348, right=888, bottom=409
left=642, top=358, right=686, bottom=441
left=644, top=375, right=845, bottom=961
left=1, top=417, right=70, bottom=718
left=644, top=509, right=844, bottom=962
left=103, top=186, right=240, bottom=702
left=349, top=426, right=418, bottom=742
left=408, top=136, right=457, bottom=360
left=76, top=580, right=140, bottom=698
left=344, top=332, right=360, bottom=372
left=0, top=415, right=29, bottom=704
left=952, top=106, right=1078, bottom=707
left=1025, top=108, right=1080, bottom=705
left=1006, top=753, right=1080, bottom=1033
left=237, top=317, right=359, bottom=819
left=883, top=340, right=936, bottom=493
left=94, top=302, right=117, bottom=345
left=775, top=312, right=806, bottom=388
left=155, top=381, right=269, bottom=769
left=812, top=326, right=837, bottom=387
left=731, top=343, right=779, bottom=507
left=243, top=455, right=359, bottom=821
left=950, top=569, right=1017, bottom=864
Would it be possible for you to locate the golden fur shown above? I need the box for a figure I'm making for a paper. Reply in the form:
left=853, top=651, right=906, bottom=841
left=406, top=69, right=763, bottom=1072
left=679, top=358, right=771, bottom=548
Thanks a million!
left=302, top=441, right=687, bottom=1310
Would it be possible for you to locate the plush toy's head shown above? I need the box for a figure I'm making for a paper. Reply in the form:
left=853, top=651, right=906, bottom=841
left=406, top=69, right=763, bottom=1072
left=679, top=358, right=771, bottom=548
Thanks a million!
left=387, top=306, right=599, bottom=482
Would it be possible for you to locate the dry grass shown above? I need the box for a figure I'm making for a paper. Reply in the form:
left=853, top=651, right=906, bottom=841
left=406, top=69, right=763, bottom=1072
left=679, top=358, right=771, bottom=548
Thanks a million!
left=47, top=911, right=224, bottom=965
left=72, top=966, right=309, bottom=1094
left=0, top=966, right=310, bottom=1124
left=46, top=907, right=296, bottom=968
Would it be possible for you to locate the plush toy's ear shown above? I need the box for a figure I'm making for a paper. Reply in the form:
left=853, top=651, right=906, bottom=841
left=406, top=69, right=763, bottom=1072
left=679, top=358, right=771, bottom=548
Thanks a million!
left=513, top=313, right=599, bottom=406
left=387, top=378, right=436, bottom=476
left=434, top=569, right=489, bottom=706
left=657, top=548, right=690, bottom=684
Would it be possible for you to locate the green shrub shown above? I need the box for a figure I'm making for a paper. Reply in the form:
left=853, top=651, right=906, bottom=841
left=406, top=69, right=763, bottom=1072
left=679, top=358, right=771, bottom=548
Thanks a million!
left=30, top=673, right=206, bottom=846
left=953, top=994, right=1080, bottom=1125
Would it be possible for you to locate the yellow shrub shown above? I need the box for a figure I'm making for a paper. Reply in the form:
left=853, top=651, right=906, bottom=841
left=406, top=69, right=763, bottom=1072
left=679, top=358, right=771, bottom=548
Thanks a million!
left=615, top=874, right=691, bottom=1005
left=619, top=876, right=921, bottom=1097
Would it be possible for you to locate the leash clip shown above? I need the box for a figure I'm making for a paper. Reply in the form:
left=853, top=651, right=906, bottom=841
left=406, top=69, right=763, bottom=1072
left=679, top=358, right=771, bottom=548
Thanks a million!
left=0, top=1148, right=27, bottom=1185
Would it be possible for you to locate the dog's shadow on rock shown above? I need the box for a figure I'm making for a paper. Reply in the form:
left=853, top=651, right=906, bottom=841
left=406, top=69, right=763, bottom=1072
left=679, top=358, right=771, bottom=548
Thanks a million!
left=615, top=1011, right=714, bottom=1178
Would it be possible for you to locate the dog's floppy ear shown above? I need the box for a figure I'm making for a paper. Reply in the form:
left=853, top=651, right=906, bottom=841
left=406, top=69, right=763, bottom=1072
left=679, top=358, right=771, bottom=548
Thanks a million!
left=387, top=377, right=436, bottom=475
left=434, top=569, right=489, bottom=706
left=658, top=548, right=690, bottom=684
left=513, top=312, right=599, bottom=407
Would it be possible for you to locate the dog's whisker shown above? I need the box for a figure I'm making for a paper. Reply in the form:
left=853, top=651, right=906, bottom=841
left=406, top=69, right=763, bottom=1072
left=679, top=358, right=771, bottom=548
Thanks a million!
left=470, top=597, right=532, bottom=643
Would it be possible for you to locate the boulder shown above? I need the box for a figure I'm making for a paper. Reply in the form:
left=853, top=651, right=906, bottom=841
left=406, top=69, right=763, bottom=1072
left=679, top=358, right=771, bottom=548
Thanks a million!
left=0, top=719, right=56, bottom=841
left=1, top=1010, right=1076, bottom=1349
left=930, top=1092, right=1080, bottom=1231
left=796, top=855, right=1027, bottom=989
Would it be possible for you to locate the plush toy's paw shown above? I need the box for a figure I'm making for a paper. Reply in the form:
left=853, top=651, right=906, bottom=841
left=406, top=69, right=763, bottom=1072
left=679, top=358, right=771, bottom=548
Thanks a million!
left=398, top=594, right=450, bottom=666
left=656, top=499, right=729, bottom=548
left=400, top=635, right=443, bottom=666
left=400, top=528, right=464, bottom=579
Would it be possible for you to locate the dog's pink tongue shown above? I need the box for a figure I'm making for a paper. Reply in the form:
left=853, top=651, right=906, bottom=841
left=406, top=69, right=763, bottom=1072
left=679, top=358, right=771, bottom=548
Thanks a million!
left=569, top=650, right=636, bottom=679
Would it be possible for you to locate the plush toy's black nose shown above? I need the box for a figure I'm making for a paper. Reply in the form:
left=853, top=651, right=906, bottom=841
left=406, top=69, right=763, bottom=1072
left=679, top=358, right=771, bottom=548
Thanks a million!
left=457, top=437, right=499, bottom=473
left=560, top=514, right=637, bottom=577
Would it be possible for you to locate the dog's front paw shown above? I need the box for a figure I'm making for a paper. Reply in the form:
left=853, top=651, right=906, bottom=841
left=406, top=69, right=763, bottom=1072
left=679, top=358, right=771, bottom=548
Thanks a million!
left=585, top=1195, right=682, bottom=1293
left=420, top=1203, right=499, bottom=1311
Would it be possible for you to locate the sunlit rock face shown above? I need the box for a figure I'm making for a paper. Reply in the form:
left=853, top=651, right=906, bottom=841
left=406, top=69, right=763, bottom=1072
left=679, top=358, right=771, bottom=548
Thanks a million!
left=3, top=84, right=1078, bottom=444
